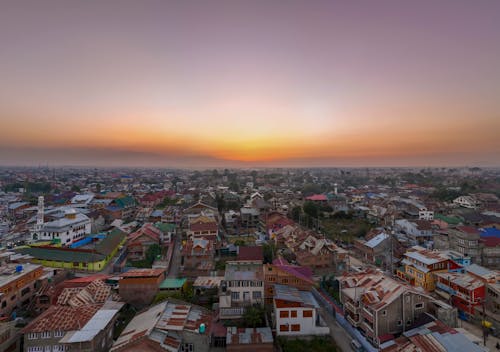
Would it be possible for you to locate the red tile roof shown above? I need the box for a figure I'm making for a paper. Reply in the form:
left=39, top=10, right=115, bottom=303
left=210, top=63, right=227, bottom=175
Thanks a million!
left=23, top=304, right=101, bottom=333
left=121, top=268, right=165, bottom=278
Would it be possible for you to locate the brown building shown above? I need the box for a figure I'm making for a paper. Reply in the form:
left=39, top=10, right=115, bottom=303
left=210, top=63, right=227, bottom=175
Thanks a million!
left=181, top=238, right=215, bottom=278
left=0, top=260, right=44, bottom=318
left=119, top=268, right=166, bottom=307
left=263, top=258, right=315, bottom=303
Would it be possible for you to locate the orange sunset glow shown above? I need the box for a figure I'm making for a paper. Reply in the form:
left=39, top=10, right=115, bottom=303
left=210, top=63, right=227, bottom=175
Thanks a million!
left=1, top=1, right=499, bottom=167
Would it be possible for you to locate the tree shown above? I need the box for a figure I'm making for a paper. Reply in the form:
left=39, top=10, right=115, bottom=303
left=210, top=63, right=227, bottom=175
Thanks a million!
left=291, top=206, right=301, bottom=222
left=262, top=242, right=276, bottom=264
left=243, top=305, right=264, bottom=328
left=303, top=201, right=319, bottom=218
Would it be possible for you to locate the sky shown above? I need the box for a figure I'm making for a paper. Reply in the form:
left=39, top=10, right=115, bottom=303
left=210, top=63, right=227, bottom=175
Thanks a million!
left=0, top=0, right=499, bottom=168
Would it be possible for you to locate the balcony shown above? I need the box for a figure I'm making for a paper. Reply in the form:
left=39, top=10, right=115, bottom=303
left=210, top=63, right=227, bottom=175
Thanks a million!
left=362, top=307, right=374, bottom=323
left=347, top=314, right=360, bottom=327
left=360, top=321, right=374, bottom=337
left=219, top=307, right=246, bottom=319
left=345, top=301, right=359, bottom=313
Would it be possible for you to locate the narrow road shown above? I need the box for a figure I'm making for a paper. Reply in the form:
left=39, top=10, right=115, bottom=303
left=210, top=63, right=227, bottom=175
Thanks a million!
left=167, top=234, right=182, bottom=278
left=319, top=308, right=353, bottom=352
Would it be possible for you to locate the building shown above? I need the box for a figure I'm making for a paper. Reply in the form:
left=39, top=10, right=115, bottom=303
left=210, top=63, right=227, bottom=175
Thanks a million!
left=448, top=226, right=482, bottom=264
left=397, top=246, right=459, bottom=291
left=434, top=271, right=485, bottom=319
left=0, top=320, right=21, bottom=352
left=23, top=300, right=123, bottom=352
left=18, top=228, right=127, bottom=272
left=181, top=238, right=215, bottom=277
left=0, top=260, right=43, bottom=318
left=219, top=261, right=264, bottom=319
left=187, top=214, right=218, bottom=241
left=339, top=270, right=456, bottom=348
left=226, top=326, right=273, bottom=352
left=354, top=232, right=391, bottom=266
left=31, top=208, right=91, bottom=245
left=127, top=223, right=162, bottom=261
left=111, top=300, right=212, bottom=352
left=263, top=258, right=314, bottom=303
left=119, top=268, right=166, bottom=308
left=273, top=284, right=329, bottom=336
left=394, top=219, right=434, bottom=246
left=453, top=196, right=479, bottom=209
left=239, top=207, right=260, bottom=233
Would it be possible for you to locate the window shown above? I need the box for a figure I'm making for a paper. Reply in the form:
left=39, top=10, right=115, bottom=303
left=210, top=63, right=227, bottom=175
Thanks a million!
left=280, top=310, right=289, bottom=318
left=279, top=324, right=289, bottom=332
left=415, top=303, right=424, bottom=309
left=303, top=310, right=313, bottom=318
left=41, top=331, right=51, bottom=339
left=54, top=330, right=64, bottom=338
left=1, top=301, right=5, bottom=308
left=27, top=332, right=38, bottom=340
left=291, top=324, right=300, bottom=331
left=381, top=310, right=386, bottom=316
left=231, top=292, right=240, bottom=300
left=28, top=347, right=43, bottom=352
left=291, top=310, right=297, bottom=318
left=397, top=320, right=402, bottom=326
left=180, top=343, right=194, bottom=352
left=252, top=291, right=262, bottom=300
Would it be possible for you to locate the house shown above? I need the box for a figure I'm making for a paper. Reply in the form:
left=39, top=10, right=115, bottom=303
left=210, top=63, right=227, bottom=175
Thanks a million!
left=263, top=258, right=315, bottom=303
left=184, top=200, right=218, bottom=217
left=354, top=232, right=390, bottom=266
left=453, top=196, right=480, bottom=209
left=111, top=300, right=212, bottom=352
left=480, top=227, right=500, bottom=269
left=448, top=226, right=482, bottom=264
left=273, top=284, right=329, bottom=336
left=127, top=223, right=162, bottom=261
left=239, top=207, right=260, bottom=233
left=294, top=235, right=348, bottom=270
left=23, top=287, right=123, bottom=352
left=394, top=219, right=434, bottom=246
left=0, top=260, right=43, bottom=318
left=304, top=194, right=328, bottom=204
left=397, top=246, right=460, bottom=291
left=434, top=271, right=485, bottom=319
left=339, top=270, right=457, bottom=348
left=0, top=321, right=20, bottom=352
left=119, top=268, right=166, bottom=308
left=219, top=261, right=264, bottom=319
left=181, top=238, right=215, bottom=277
left=226, top=326, right=273, bottom=352
left=187, top=214, right=218, bottom=241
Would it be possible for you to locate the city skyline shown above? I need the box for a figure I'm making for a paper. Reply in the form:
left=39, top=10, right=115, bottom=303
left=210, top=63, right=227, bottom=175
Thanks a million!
left=1, top=0, right=500, bottom=167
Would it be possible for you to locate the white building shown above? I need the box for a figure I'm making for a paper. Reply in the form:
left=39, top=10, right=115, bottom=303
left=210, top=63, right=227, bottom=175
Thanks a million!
left=31, top=208, right=91, bottom=245
left=219, top=261, right=264, bottom=319
left=453, top=196, right=479, bottom=209
left=273, top=284, right=329, bottom=336
left=418, top=208, right=434, bottom=220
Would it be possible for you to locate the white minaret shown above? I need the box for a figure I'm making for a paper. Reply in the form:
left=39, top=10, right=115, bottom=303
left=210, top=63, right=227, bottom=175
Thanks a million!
left=334, top=183, right=338, bottom=195
left=36, top=196, right=44, bottom=231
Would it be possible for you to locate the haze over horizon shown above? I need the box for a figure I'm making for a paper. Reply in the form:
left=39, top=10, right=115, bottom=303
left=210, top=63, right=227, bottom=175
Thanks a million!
left=1, top=0, right=499, bottom=168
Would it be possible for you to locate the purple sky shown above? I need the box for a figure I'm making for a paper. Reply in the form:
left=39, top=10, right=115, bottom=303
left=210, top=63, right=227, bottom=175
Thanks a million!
left=0, top=0, right=499, bottom=167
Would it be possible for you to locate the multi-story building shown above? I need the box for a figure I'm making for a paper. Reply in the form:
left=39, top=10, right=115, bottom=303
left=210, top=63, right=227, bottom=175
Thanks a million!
left=434, top=271, right=485, bottom=318
left=187, top=214, right=218, bottom=241
left=448, top=226, right=482, bottom=264
left=453, top=196, right=479, bottom=209
left=273, top=284, right=329, bottom=336
left=0, top=320, right=21, bottom=352
left=127, top=223, right=161, bottom=261
left=119, top=268, right=166, bottom=308
left=339, top=270, right=456, bottom=348
left=23, top=300, right=123, bottom=352
left=263, top=258, right=314, bottom=303
left=181, top=238, right=215, bottom=277
left=239, top=207, right=260, bottom=233
left=397, top=246, right=459, bottom=291
left=219, top=261, right=264, bottom=319
left=31, top=208, right=91, bottom=245
left=354, top=232, right=390, bottom=265
left=0, top=259, right=43, bottom=317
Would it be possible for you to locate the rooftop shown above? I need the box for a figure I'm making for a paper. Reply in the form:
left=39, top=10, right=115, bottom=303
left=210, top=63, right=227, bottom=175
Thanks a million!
left=274, top=284, right=319, bottom=308
left=226, top=326, right=273, bottom=345
left=121, top=268, right=165, bottom=278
